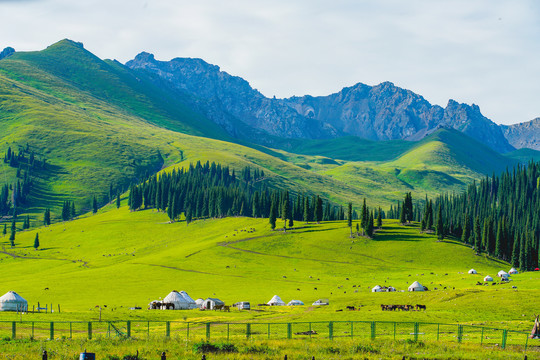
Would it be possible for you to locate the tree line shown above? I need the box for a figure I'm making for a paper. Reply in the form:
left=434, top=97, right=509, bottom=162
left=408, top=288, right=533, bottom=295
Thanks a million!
left=127, top=161, right=348, bottom=226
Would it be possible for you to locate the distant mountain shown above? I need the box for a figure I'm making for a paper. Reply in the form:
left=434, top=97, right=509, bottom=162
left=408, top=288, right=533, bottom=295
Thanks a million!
left=501, top=118, right=540, bottom=151
left=127, top=53, right=514, bottom=153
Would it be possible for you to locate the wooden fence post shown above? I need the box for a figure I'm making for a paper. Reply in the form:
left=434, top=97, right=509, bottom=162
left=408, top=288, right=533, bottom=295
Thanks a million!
left=88, top=322, right=92, bottom=339
left=11, top=322, right=15, bottom=340
left=49, top=322, right=54, bottom=340
left=166, top=321, right=170, bottom=338
left=206, top=323, right=210, bottom=340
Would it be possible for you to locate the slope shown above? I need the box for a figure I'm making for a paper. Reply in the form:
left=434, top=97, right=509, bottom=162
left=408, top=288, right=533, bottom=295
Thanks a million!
left=1, top=205, right=538, bottom=328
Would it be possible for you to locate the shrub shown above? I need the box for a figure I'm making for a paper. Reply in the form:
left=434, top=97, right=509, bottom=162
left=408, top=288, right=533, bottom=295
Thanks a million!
left=193, top=341, right=220, bottom=353
left=217, top=342, right=238, bottom=353
left=325, top=346, right=340, bottom=354
left=353, top=344, right=380, bottom=354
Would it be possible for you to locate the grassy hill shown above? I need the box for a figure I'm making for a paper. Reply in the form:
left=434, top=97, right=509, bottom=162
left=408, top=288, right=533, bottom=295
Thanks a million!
left=1, top=205, right=538, bottom=331
left=0, top=39, right=532, bottom=225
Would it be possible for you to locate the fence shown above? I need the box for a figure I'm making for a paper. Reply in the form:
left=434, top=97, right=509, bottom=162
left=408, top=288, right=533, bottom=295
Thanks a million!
left=0, top=320, right=532, bottom=350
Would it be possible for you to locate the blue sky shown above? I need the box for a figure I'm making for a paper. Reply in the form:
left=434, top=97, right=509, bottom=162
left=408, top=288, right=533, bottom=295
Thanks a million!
left=1, top=0, right=538, bottom=125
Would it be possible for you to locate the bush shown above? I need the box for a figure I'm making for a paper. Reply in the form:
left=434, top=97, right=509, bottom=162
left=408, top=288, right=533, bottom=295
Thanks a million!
left=217, top=342, right=238, bottom=353
left=353, top=344, right=379, bottom=354
left=193, top=341, right=220, bottom=353
left=325, top=346, right=340, bottom=354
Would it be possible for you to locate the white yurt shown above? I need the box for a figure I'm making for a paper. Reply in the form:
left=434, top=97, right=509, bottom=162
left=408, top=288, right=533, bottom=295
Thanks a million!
left=0, top=291, right=28, bottom=312
left=484, top=275, right=494, bottom=282
left=267, top=295, right=286, bottom=306
left=371, top=285, right=383, bottom=293
left=179, top=291, right=197, bottom=309
left=163, top=291, right=190, bottom=310
left=497, top=270, right=509, bottom=278
left=468, top=269, right=477, bottom=274
left=408, top=281, right=424, bottom=292
left=312, top=299, right=329, bottom=306
left=387, top=286, right=397, bottom=292
left=195, top=298, right=205, bottom=308
left=508, top=267, right=519, bottom=275
left=287, top=300, right=304, bottom=306
left=202, top=298, right=224, bottom=310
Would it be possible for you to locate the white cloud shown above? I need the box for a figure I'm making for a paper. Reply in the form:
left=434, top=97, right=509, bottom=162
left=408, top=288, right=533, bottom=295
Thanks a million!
left=0, top=0, right=538, bottom=124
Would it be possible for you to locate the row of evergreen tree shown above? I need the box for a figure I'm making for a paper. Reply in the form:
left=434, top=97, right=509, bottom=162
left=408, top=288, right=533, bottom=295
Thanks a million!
left=3, top=145, right=46, bottom=170
left=128, top=161, right=348, bottom=225
left=431, top=162, right=540, bottom=270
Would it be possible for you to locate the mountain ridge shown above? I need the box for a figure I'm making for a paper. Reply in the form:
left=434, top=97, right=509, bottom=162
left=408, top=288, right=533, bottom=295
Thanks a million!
left=126, top=51, right=514, bottom=153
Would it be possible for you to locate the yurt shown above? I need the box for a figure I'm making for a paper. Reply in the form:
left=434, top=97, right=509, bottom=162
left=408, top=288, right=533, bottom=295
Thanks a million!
left=163, top=291, right=190, bottom=310
left=387, top=286, right=396, bottom=292
left=497, top=270, right=509, bottom=278
left=371, top=285, right=383, bottom=293
left=468, top=269, right=477, bottom=274
left=312, top=299, right=329, bottom=306
left=508, top=268, right=519, bottom=275
left=195, top=298, right=205, bottom=308
left=408, top=281, right=424, bottom=292
left=0, top=291, right=28, bottom=312
left=179, top=291, right=197, bottom=309
left=287, top=300, right=304, bottom=306
left=202, top=298, right=224, bottom=310
left=484, top=275, right=494, bottom=282
left=267, top=295, right=286, bottom=306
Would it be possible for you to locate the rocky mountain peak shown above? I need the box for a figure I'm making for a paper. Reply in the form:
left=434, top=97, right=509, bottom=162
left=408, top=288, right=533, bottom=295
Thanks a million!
left=0, top=47, right=15, bottom=60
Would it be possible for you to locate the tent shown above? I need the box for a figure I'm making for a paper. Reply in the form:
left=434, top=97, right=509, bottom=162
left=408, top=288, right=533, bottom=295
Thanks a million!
left=408, top=281, right=424, bottom=292
left=387, top=286, right=396, bottom=292
left=179, top=291, right=197, bottom=309
left=0, top=291, right=28, bottom=312
left=195, top=298, right=205, bottom=308
left=267, top=295, right=286, bottom=306
left=497, top=270, right=509, bottom=278
left=484, top=275, right=494, bottom=282
left=371, top=285, right=383, bottom=293
left=468, top=269, right=477, bottom=274
left=203, top=298, right=224, bottom=310
left=287, top=300, right=304, bottom=306
left=163, top=291, right=190, bottom=310
left=508, top=268, right=519, bottom=275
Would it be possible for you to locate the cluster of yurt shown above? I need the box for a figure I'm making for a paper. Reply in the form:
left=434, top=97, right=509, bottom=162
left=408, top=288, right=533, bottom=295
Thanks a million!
left=371, top=285, right=396, bottom=292
left=149, top=290, right=197, bottom=310
left=0, top=291, right=28, bottom=312
left=267, top=295, right=306, bottom=306
left=468, top=267, right=519, bottom=282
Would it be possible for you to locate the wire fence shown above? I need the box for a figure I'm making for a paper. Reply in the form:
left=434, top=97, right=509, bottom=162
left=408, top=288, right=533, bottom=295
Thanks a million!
left=0, top=320, right=532, bottom=350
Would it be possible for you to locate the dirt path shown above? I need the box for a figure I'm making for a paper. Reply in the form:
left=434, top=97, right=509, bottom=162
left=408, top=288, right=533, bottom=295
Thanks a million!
left=0, top=249, right=89, bottom=267
left=135, top=263, right=247, bottom=278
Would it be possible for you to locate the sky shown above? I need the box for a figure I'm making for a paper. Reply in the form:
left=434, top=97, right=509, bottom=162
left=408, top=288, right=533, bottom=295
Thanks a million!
left=0, top=0, right=538, bottom=125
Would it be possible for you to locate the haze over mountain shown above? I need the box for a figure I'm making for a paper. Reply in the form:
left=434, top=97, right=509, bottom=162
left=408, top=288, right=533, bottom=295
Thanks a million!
left=126, top=52, right=518, bottom=153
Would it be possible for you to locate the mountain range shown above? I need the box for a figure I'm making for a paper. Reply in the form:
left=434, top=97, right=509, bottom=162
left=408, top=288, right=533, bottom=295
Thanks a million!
left=0, top=39, right=539, bottom=217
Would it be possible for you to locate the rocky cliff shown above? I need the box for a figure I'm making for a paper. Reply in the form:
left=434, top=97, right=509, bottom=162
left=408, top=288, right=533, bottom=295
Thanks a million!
left=501, top=118, right=540, bottom=150
left=127, top=53, right=514, bottom=152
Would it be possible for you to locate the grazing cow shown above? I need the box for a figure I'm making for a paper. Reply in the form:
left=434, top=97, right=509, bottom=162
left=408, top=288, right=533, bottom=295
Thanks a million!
left=346, top=306, right=356, bottom=311
left=416, top=304, right=426, bottom=311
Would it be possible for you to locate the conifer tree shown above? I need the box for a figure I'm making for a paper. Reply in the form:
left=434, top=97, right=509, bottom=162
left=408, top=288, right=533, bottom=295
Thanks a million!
left=43, top=208, right=51, bottom=226
left=315, top=196, right=323, bottom=224
left=366, top=212, right=374, bottom=238
left=360, top=198, right=368, bottom=233
left=9, top=223, right=15, bottom=247
left=269, top=201, right=277, bottom=230
left=2, top=223, right=5, bottom=236
left=303, top=196, right=310, bottom=223
left=282, top=191, right=290, bottom=232
left=399, top=202, right=406, bottom=225
left=116, top=193, right=121, bottom=208
left=71, top=202, right=76, bottom=219
left=347, top=202, right=353, bottom=237
left=461, top=215, right=471, bottom=244
left=33, top=233, right=39, bottom=250
left=377, top=207, right=382, bottom=228
left=92, top=196, right=98, bottom=214
left=436, top=204, right=444, bottom=240
left=511, top=233, right=520, bottom=267
left=474, top=216, right=482, bottom=253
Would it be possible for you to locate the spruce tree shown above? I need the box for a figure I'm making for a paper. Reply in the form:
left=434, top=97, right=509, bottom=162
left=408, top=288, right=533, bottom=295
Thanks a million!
left=366, top=212, right=374, bottom=238
left=303, top=197, right=309, bottom=223
left=92, top=196, right=98, bottom=214
left=269, top=202, right=277, bottom=230
left=282, top=191, right=290, bottom=232
left=436, top=204, right=444, bottom=240
left=33, top=233, right=39, bottom=250
left=315, top=196, right=323, bottom=224
left=511, top=233, right=520, bottom=267
left=360, top=198, right=368, bottom=233
left=399, top=202, right=406, bottom=225
left=2, top=224, right=5, bottom=236
left=116, top=193, right=121, bottom=209
left=71, top=202, right=76, bottom=219
left=347, top=202, right=353, bottom=237
left=9, top=226, right=15, bottom=247
left=474, top=216, right=482, bottom=253
left=377, top=207, right=382, bottom=228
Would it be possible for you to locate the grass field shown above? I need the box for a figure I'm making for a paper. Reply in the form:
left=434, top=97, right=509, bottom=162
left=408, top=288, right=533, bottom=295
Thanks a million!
left=0, top=204, right=538, bottom=333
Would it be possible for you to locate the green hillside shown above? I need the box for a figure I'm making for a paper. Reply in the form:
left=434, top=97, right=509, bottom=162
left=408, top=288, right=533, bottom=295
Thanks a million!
left=0, top=39, right=527, bottom=224
left=2, top=205, right=539, bottom=330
